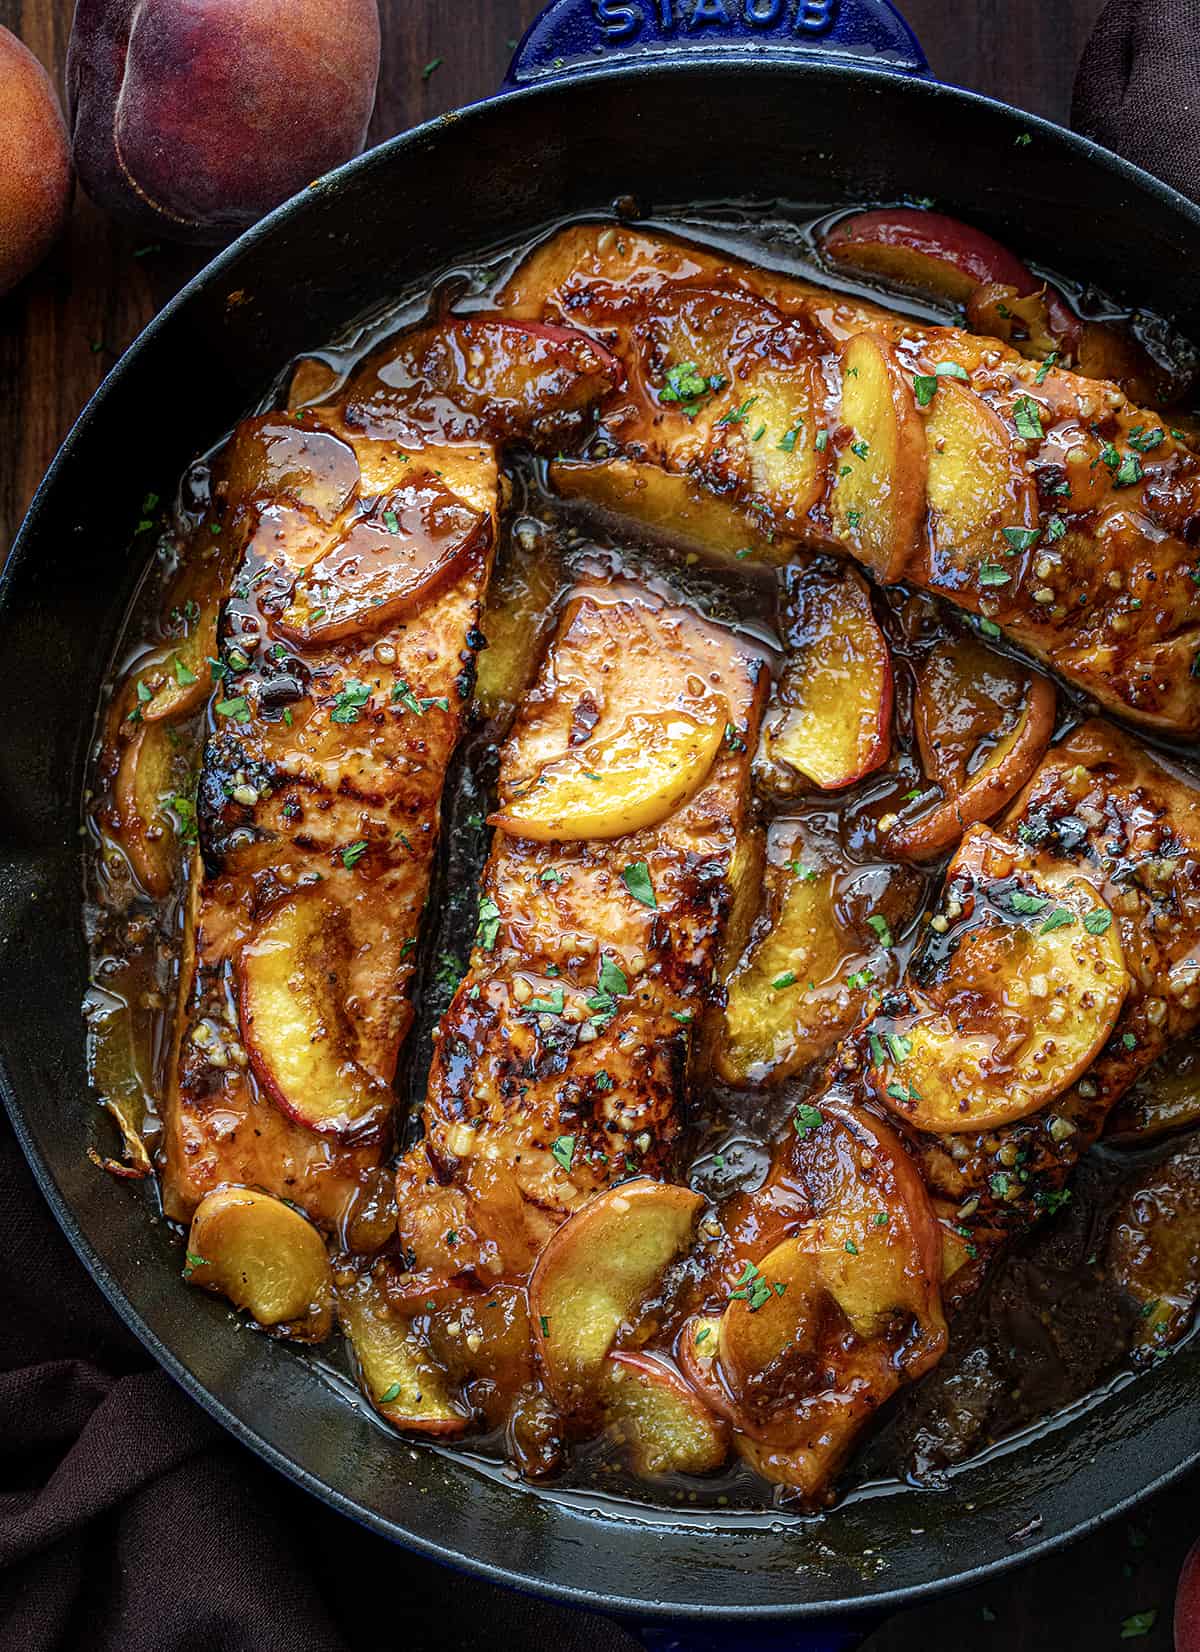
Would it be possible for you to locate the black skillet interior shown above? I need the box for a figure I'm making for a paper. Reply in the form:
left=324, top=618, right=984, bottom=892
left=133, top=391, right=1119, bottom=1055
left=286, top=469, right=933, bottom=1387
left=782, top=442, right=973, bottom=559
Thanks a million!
left=2, top=61, right=1200, bottom=1622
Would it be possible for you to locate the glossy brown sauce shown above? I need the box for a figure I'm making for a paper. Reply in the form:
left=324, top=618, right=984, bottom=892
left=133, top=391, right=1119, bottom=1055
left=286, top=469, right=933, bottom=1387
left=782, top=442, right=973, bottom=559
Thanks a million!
left=82, top=204, right=1200, bottom=1511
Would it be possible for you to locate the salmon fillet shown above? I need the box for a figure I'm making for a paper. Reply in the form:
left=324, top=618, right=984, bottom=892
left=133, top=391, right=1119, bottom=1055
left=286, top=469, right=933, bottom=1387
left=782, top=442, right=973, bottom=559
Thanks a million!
left=501, top=224, right=1200, bottom=738
left=395, top=583, right=770, bottom=1277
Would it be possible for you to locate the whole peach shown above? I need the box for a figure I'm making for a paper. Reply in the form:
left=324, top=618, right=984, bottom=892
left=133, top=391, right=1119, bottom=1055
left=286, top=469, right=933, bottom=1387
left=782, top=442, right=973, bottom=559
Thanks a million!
left=0, top=27, right=71, bottom=297
left=1178, top=1537, right=1200, bottom=1652
left=67, top=0, right=380, bottom=244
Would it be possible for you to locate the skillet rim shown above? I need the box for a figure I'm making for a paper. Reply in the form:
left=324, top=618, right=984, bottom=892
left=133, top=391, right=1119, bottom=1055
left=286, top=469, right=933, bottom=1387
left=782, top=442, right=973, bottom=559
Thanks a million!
left=3, top=56, right=1200, bottom=1622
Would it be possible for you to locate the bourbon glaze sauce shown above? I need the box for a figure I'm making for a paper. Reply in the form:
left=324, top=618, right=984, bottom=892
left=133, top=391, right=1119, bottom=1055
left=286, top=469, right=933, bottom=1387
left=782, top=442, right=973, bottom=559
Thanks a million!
left=82, top=204, right=1200, bottom=1512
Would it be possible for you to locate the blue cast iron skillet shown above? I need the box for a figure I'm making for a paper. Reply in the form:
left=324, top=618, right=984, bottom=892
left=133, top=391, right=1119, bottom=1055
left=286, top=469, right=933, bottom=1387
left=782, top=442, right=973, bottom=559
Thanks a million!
left=1, top=3, right=1198, bottom=1646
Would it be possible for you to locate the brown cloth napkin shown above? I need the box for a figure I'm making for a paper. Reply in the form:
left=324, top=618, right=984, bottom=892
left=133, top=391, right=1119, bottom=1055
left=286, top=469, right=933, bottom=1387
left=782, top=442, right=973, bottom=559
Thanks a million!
left=2, top=10, right=1200, bottom=1650
left=1073, top=0, right=1200, bottom=203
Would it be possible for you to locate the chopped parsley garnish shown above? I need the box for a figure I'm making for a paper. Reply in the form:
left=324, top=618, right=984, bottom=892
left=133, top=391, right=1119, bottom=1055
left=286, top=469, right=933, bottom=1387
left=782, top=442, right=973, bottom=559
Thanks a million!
left=182, top=1250, right=207, bottom=1278
left=1036, top=1188, right=1072, bottom=1215
left=778, top=423, right=803, bottom=452
left=1034, top=351, right=1059, bottom=385
left=845, top=1239, right=859, bottom=1255
left=594, top=1070, right=613, bottom=1091
left=1113, top=452, right=1143, bottom=488
left=173, top=657, right=199, bottom=686
left=866, top=914, right=894, bottom=948
left=382, top=509, right=400, bottom=534
left=475, top=895, right=501, bottom=951
left=718, top=394, right=759, bottom=428
left=772, top=971, right=797, bottom=990
left=728, top=1260, right=781, bottom=1312
left=886, top=1080, right=920, bottom=1104
left=215, top=695, right=250, bottom=722
left=540, top=867, right=565, bottom=886
left=850, top=438, right=870, bottom=460
left=660, top=361, right=717, bottom=408
left=1128, top=426, right=1164, bottom=453
left=913, top=373, right=938, bottom=407
left=1012, top=395, right=1044, bottom=442
left=1083, top=908, right=1113, bottom=935
left=1039, top=907, right=1075, bottom=934
left=621, top=861, right=657, bottom=908
left=1009, top=890, right=1049, bottom=916
left=391, top=680, right=422, bottom=714
left=330, top=679, right=371, bottom=723
left=815, top=429, right=829, bottom=452
left=794, top=1103, right=824, bottom=1136
left=550, top=1134, right=576, bottom=1171
left=1045, top=514, right=1067, bottom=542
left=1002, top=526, right=1041, bottom=552
left=528, top=988, right=565, bottom=1016
left=341, top=840, right=368, bottom=868
left=979, top=562, right=1011, bottom=586
left=378, top=1381, right=403, bottom=1404
left=934, top=360, right=970, bottom=382
left=990, top=1171, right=1013, bottom=1198
left=1119, top=1611, right=1156, bottom=1639
left=979, top=618, right=1002, bottom=639
left=422, top=56, right=443, bottom=79
left=887, top=1032, right=912, bottom=1063
left=433, top=952, right=461, bottom=990
left=166, top=794, right=198, bottom=842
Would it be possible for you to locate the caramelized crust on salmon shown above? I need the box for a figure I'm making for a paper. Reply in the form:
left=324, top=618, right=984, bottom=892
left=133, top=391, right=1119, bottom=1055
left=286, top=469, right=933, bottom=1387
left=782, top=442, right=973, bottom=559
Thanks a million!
left=162, top=320, right=618, bottom=1235
left=907, top=720, right=1200, bottom=1223
left=501, top=224, right=1200, bottom=737
left=395, top=585, right=769, bottom=1278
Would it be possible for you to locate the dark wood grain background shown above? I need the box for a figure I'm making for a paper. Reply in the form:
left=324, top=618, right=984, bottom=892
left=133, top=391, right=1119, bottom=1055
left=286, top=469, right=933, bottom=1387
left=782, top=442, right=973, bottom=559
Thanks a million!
left=1, top=3, right=1197, bottom=1649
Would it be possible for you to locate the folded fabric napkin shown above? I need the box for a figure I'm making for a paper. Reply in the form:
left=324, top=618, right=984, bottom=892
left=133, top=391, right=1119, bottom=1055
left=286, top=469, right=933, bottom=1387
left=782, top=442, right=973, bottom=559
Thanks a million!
left=2, top=5, right=1198, bottom=1648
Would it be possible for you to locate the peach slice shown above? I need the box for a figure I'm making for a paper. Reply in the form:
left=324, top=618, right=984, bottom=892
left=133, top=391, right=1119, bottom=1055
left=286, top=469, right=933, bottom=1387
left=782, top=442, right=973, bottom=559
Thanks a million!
left=889, top=639, right=1056, bottom=862
left=490, top=704, right=725, bottom=843
left=529, top=1178, right=704, bottom=1409
left=336, top=1265, right=470, bottom=1434
left=114, top=721, right=194, bottom=898
left=760, top=564, right=892, bottom=792
left=185, top=1187, right=332, bottom=1341
left=924, top=379, right=1037, bottom=584
left=1106, top=1040, right=1200, bottom=1143
left=475, top=522, right=562, bottom=716
left=828, top=333, right=927, bottom=584
left=732, top=342, right=827, bottom=525
left=702, top=1104, right=945, bottom=1492
left=603, top=1350, right=729, bottom=1476
left=550, top=457, right=790, bottom=566
left=278, top=474, right=489, bottom=644
left=720, top=827, right=909, bottom=1085
left=1107, top=1136, right=1200, bottom=1360
left=870, top=826, right=1129, bottom=1133
left=824, top=208, right=1035, bottom=306
left=238, top=890, right=394, bottom=1139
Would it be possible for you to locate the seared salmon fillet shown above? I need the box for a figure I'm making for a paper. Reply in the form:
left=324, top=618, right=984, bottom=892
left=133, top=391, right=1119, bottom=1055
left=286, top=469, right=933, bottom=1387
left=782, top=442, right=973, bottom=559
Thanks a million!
left=501, top=224, right=1200, bottom=738
left=162, top=319, right=618, bottom=1234
left=395, top=583, right=769, bottom=1278
left=894, top=719, right=1200, bottom=1224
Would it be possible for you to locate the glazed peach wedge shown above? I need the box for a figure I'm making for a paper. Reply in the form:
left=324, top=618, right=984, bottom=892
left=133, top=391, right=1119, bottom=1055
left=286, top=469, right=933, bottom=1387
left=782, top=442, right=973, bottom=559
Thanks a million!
left=506, top=223, right=1200, bottom=738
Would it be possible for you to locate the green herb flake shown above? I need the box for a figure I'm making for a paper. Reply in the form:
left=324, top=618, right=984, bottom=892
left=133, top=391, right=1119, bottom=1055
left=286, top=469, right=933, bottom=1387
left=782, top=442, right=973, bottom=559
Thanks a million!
left=979, top=618, right=1002, bottom=639
left=475, top=895, right=501, bottom=951
left=815, top=429, right=829, bottom=452
left=330, top=679, right=371, bottom=723
left=215, top=695, right=250, bottom=722
left=1034, top=351, right=1059, bottom=384
left=1002, top=526, right=1041, bottom=553
left=934, top=361, right=970, bottom=382
left=913, top=374, right=938, bottom=407
left=979, top=562, right=1012, bottom=586
left=621, top=860, right=657, bottom=908
left=341, top=839, right=368, bottom=869
left=1012, top=395, right=1045, bottom=442
left=778, top=424, right=803, bottom=452
left=528, top=988, right=566, bottom=1016
left=866, top=913, right=894, bottom=948
left=1119, top=1611, right=1156, bottom=1640
left=422, top=56, right=443, bottom=79
left=772, top=971, right=797, bottom=990
left=1039, top=906, right=1075, bottom=934
left=1083, top=908, right=1113, bottom=935
left=551, top=1134, right=576, bottom=1172
left=1009, top=890, right=1049, bottom=915
left=378, top=1381, right=403, bottom=1405
left=794, top=1103, right=824, bottom=1136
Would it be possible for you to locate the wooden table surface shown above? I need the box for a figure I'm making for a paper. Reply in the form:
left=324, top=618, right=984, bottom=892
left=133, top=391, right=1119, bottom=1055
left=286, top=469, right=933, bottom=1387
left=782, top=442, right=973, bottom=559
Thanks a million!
left=2, top=2, right=1196, bottom=1649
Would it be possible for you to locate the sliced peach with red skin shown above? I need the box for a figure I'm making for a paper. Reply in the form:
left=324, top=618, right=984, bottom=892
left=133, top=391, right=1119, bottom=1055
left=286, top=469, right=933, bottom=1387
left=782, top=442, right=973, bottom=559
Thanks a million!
left=870, top=825, right=1129, bottom=1133
left=603, top=1350, right=729, bottom=1476
left=336, top=1264, right=469, bottom=1435
left=278, top=473, right=490, bottom=644
left=829, top=333, right=927, bottom=584
left=186, top=1187, right=332, bottom=1341
left=239, top=889, right=394, bottom=1140
left=529, top=1178, right=704, bottom=1410
left=761, top=564, right=892, bottom=792
left=889, top=638, right=1056, bottom=862
left=824, top=209, right=1035, bottom=305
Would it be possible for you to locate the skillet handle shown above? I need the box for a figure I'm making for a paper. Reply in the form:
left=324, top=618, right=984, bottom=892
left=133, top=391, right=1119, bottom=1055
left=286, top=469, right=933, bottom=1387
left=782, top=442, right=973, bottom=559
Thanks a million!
left=623, top=1617, right=879, bottom=1650
left=505, top=0, right=930, bottom=86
